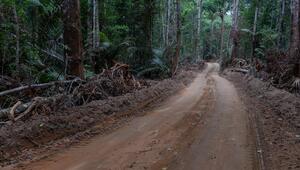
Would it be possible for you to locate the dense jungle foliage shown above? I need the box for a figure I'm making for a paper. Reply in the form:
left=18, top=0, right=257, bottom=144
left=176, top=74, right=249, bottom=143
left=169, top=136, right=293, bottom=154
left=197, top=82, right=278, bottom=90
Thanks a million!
left=0, top=0, right=299, bottom=84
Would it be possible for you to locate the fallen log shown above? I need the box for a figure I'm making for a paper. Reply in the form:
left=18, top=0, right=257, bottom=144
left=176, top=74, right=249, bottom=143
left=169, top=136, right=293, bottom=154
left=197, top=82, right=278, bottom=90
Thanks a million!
left=0, top=78, right=84, bottom=97
left=0, top=102, right=31, bottom=119
left=230, top=68, right=249, bottom=74
left=0, top=95, right=65, bottom=121
left=14, top=99, right=39, bottom=121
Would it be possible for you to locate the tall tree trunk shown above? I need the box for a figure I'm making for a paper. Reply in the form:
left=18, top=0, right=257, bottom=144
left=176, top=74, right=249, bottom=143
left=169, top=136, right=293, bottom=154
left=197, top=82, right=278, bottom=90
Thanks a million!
left=87, top=0, right=100, bottom=73
left=290, top=0, right=300, bottom=57
left=220, top=12, right=225, bottom=59
left=210, top=19, right=215, bottom=55
left=164, top=0, right=169, bottom=46
left=87, top=0, right=93, bottom=49
left=93, top=0, right=100, bottom=48
left=195, top=0, right=203, bottom=59
left=192, top=13, right=196, bottom=56
left=1, top=46, right=4, bottom=76
left=230, top=0, right=240, bottom=60
left=165, top=0, right=173, bottom=46
left=290, top=0, right=300, bottom=76
left=93, top=0, right=100, bottom=72
left=277, top=0, right=285, bottom=49
left=144, top=0, right=154, bottom=59
left=87, top=0, right=93, bottom=68
left=13, top=5, right=20, bottom=81
left=0, top=8, right=3, bottom=75
left=172, top=0, right=181, bottom=76
left=0, top=9, right=5, bottom=76
left=219, top=0, right=226, bottom=60
left=252, top=6, right=259, bottom=59
left=161, top=0, right=165, bottom=48
left=62, top=0, right=84, bottom=79
left=99, top=0, right=106, bottom=30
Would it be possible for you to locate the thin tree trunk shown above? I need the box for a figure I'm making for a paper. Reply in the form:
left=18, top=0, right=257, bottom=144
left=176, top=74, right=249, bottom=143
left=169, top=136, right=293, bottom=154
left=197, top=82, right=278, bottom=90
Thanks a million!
left=93, top=0, right=100, bottom=48
left=172, top=0, right=181, bottom=76
left=192, top=13, right=198, bottom=56
left=93, top=0, right=100, bottom=72
left=230, top=0, right=240, bottom=60
left=87, top=0, right=100, bottom=72
left=99, top=0, right=106, bottom=30
left=252, top=6, right=259, bottom=59
left=0, top=9, right=4, bottom=76
left=210, top=19, right=215, bottom=55
left=13, top=5, right=20, bottom=81
left=163, top=1, right=167, bottom=46
left=1, top=45, right=4, bottom=76
left=87, top=0, right=93, bottom=48
left=290, top=0, right=300, bottom=57
left=220, top=14, right=225, bottom=59
left=62, top=0, right=85, bottom=79
left=219, top=0, right=226, bottom=60
left=165, top=0, right=172, bottom=46
left=277, top=0, right=285, bottom=49
left=195, top=0, right=203, bottom=59
left=144, top=0, right=153, bottom=50
left=290, top=0, right=300, bottom=76
left=161, top=0, right=165, bottom=48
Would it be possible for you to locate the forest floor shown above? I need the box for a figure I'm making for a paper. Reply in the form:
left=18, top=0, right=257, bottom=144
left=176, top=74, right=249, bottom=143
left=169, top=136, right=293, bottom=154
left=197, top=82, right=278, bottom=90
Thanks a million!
left=1, top=63, right=299, bottom=170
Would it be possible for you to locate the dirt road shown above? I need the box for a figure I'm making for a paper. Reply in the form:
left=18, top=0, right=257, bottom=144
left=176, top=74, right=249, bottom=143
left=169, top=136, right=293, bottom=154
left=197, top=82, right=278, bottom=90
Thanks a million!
left=11, top=63, right=256, bottom=170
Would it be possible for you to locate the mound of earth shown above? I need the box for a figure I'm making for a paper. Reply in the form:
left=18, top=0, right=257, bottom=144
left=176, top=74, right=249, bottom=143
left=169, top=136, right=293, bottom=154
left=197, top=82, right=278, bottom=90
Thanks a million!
left=224, top=70, right=300, bottom=170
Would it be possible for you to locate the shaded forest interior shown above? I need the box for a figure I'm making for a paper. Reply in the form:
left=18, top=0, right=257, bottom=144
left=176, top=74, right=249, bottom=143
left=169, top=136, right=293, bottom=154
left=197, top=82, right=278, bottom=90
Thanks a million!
left=0, top=0, right=300, bottom=118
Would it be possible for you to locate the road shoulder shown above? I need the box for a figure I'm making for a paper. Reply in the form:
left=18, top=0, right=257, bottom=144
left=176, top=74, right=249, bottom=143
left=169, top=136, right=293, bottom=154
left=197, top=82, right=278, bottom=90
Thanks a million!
left=224, top=70, right=300, bottom=170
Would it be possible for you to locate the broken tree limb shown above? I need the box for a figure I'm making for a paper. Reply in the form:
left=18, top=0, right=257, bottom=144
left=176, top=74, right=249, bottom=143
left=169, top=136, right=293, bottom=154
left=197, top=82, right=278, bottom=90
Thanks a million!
left=14, top=99, right=39, bottom=122
left=0, top=97, right=46, bottom=122
left=0, top=121, right=8, bottom=125
left=0, top=102, right=32, bottom=119
left=9, top=101, right=22, bottom=121
left=0, top=79, right=84, bottom=97
left=230, top=68, right=249, bottom=74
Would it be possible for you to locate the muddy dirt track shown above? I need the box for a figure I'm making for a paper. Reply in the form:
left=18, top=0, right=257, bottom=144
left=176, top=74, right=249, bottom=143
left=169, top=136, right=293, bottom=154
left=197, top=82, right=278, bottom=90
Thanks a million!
left=7, top=63, right=257, bottom=170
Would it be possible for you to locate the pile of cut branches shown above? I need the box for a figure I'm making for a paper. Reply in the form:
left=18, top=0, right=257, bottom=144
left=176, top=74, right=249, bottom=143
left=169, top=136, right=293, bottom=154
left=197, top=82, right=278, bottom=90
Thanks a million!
left=229, top=52, right=299, bottom=94
left=0, top=63, right=144, bottom=124
left=265, top=51, right=300, bottom=92
left=74, top=63, right=142, bottom=104
left=229, top=58, right=251, bottom=74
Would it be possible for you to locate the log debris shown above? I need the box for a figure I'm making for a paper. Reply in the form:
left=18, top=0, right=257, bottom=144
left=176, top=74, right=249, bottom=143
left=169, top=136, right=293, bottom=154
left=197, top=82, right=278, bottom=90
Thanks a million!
left=0, top=79, right=83, bottom=97
left=9, top=101, right=22, bottom=121
left=0, top=102, right=31, bottom=119
left=230, top=68, right=249, bottom=74
left=0, top=63, right=143, bottom=124
left=14, top=99, right=39, bottom=121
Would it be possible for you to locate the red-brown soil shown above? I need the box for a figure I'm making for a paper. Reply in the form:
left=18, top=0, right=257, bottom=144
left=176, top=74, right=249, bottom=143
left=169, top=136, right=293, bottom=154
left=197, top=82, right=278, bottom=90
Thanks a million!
left=2, top=63, right=298, bottom=170
left=224, top=70, right=300, bottom=170
left=0, top=68, right=199, bottom=167
left=2, top=63, right=256, bottom=170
